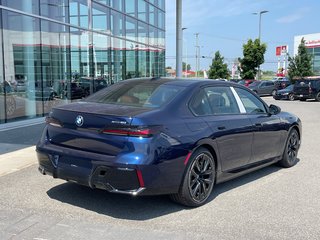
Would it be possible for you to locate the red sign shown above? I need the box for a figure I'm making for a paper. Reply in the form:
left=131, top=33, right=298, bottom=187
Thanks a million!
left=276, top=46, right=281, bottom=56
left=276, top=45, right=288, bottom=56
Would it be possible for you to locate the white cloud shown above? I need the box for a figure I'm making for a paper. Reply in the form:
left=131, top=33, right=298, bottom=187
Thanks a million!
left=276, top=7, right=310, bottom=23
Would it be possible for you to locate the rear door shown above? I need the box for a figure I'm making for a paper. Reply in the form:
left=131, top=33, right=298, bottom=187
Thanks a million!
left=234, top=87, right=283, bottom=163
left=190, top=86, right=253, bottom=171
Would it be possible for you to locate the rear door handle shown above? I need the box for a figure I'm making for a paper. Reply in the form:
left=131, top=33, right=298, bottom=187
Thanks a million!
left=217, top=126, right=226, bottom=130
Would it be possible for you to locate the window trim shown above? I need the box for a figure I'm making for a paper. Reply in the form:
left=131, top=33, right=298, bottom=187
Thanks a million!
left=230, top=87, right=246, bottom=114
left=232, top=86, right=269, bottom=115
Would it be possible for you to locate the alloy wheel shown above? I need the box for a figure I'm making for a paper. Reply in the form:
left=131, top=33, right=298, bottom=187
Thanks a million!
left=287, top=131, right=299, bottom=163
left=288, top=93, right=294, bottom=101
left=188, top=153, right=214, bottom=203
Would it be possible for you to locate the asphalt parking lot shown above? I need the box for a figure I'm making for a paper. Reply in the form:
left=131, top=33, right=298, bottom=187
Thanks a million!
left=0, top=97, right=320, bottom=240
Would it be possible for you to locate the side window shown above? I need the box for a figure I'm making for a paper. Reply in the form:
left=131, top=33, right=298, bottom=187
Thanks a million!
left=205, top=86, right=240, bottom=115
left=234, top=87, right=267, bottom=114
left=189, top=89, right=212, bottom=116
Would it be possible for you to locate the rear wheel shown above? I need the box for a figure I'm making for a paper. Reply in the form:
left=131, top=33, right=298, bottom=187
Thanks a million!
left=271, top=89, right=277, bottom=96
left=315, top=92, right=320, bottom=102
left=278, top=129, right=300, bottom=168
left=170, top=148, right=215, bottom=207
left=288, top=93, right=295, bottom=101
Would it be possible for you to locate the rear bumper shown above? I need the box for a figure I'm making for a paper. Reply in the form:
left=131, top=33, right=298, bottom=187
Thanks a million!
left=294, top=93, right=315, bottom=99
left=36, top=142, right=187, bottom=196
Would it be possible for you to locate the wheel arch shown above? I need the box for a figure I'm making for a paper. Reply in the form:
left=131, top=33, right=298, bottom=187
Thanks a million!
left=290, top=124, right=301, bottom=139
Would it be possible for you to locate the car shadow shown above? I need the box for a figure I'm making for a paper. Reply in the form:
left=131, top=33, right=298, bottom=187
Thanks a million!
left=46, top=162, right=297, bottom=221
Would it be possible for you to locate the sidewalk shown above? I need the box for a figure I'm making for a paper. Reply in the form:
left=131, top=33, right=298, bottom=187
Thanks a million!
left=0, top=118, right=43, bottom=176
left=0, top=146, right=37, bottom=177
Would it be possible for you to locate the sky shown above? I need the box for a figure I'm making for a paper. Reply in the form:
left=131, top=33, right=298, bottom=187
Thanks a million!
left=165, top=0, right=320, bottom=72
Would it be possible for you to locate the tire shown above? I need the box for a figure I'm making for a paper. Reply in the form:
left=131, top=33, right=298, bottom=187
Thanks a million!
left=271, top=89, right=277, bottom=96
left=170, top=148, right=215, bottom=207
left=315, top=92, right=320, bottom=102
left=288, top=93, right=295, bottom=101
left=278, top=129, right=300, bottom=168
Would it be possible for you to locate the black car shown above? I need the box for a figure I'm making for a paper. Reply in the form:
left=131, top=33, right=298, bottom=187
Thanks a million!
left=273, top=79, right=291, bottom=90
left=64, top=82, right=85, bottom=100
left=293, top=78, right=320, bottom=101
left=37, top=78, right=302, bottom=207
left=77, top=77, right=109, bottom=96
left=273, top=85, right=295, bottom=101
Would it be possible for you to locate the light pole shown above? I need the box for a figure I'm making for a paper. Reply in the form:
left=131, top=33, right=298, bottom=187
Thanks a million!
left=253, top=10, right=268, bottom=80
left=182, top=27, right=187, bottom=77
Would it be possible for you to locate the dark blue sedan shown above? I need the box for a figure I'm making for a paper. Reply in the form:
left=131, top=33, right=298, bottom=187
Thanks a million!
left=37, top=78, right=301, bottom=207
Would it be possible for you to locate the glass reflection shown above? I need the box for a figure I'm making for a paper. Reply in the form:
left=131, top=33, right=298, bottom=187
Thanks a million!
left=0, top=0, right=165, bottom=124
left=2, top=10, right=41, bottom=122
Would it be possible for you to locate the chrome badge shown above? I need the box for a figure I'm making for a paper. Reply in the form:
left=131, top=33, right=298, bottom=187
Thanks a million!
left=75, top=115, right=84, bottom=127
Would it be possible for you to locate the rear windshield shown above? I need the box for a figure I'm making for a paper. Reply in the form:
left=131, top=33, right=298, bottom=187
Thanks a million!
left=85, top=80, right=186, bottom=108
left=295, top=80, right=311, bottom=86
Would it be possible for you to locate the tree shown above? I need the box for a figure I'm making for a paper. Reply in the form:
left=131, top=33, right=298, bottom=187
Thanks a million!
left=182, top=62, right=191, bottom=71
left=208, top=51, right=229, bottom=79
left=238, top=39, right=267, bottom=79
left=288, top=38, right=313, bottom=82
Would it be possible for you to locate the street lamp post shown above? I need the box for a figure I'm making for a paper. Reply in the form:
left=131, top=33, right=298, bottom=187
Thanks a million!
left=253, top=10, right=268, bottom=80
left=182, top=27, right=187, bottom=77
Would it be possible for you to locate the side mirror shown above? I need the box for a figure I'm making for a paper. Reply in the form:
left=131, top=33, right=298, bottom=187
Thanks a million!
left=269, top=104, right=281, bottom=115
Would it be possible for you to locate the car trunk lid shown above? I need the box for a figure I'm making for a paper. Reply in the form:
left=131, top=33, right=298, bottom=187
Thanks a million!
left=46, top=102, right=152, bottom=155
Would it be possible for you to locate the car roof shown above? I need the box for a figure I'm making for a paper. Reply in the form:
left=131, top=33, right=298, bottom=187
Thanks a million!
left=121, top=77, right=236, bottom=88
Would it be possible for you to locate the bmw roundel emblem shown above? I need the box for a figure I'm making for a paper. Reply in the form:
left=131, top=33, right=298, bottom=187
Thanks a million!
left=75, top=115, right=84, bottom=127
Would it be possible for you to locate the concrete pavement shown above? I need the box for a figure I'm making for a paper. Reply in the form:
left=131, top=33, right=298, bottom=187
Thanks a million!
left=0, top=146, right=37, bottom=177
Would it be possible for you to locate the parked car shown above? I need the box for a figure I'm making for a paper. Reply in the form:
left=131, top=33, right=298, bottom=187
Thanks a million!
left=273, top=84, right=295, bottom=101
left=37, top=78, right=301, bottom=207
left=28, top=87, right=58, bottom=101
left=249, top=80, right=277, bottom=96
left=229, top=79, right=241, bottom=83
left=273, top=79, right=291, bottom=91
left=77, top=77, right=109, bottom=96
left=293, top=77, right=320, bottom=101
left=238, top=79, right=256, bottom=87
left=65, top=82, right=86, bottom=100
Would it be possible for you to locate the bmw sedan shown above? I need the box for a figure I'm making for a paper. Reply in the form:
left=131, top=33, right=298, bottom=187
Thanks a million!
left=37, top=78, right=301, bottom=207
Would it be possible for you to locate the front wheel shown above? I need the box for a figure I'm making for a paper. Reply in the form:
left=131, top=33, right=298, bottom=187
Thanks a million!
left=278, top=129, right=300, bottom=168
left=271, top=89, right=277, bottom=96
left=315, top=92, right=320, bottom=102
left=170, top=148, right=215, bottom=207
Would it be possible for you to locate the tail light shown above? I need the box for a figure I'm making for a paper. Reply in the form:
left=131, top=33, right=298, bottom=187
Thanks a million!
left=45, top=116, right=63, bottom=127
left=102, top=126, right=158, bottom=138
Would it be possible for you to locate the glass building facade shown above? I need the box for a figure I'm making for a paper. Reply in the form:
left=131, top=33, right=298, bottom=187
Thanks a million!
left=0, top=0, right=165, bottom=124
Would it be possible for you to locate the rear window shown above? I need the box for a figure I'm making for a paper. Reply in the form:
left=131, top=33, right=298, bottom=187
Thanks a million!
left=85, top=80, right=186, bottom=108
left=295, top=80, right=311, bottom=86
